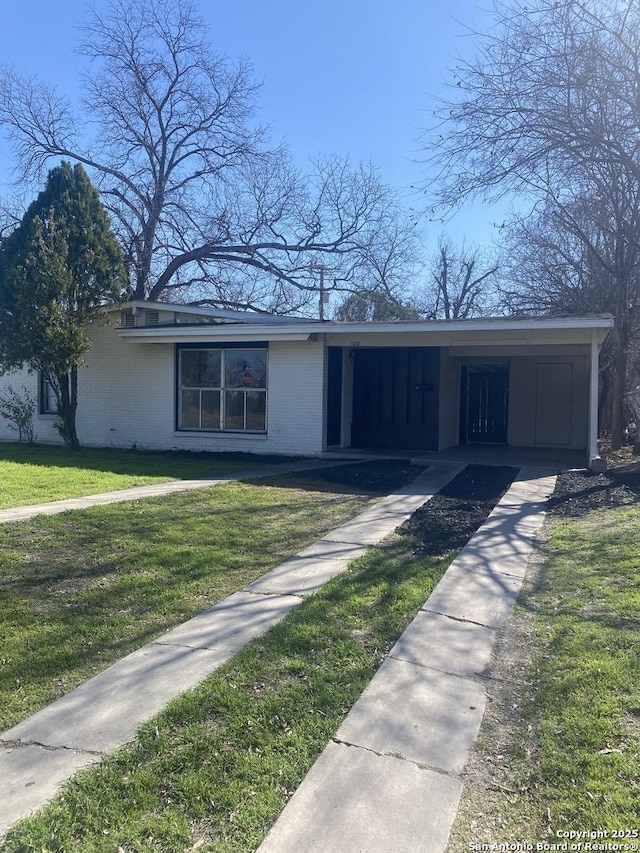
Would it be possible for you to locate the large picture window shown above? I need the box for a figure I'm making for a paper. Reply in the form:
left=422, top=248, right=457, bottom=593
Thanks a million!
left=178, top=347, right=267, bottom=432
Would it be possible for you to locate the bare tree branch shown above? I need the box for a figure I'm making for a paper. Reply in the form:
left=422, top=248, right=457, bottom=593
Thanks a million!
left=419, top=234, right=498, bottom=319
left=421, top=0, right=640, bottom=445
left=0, top=0, right=417, bottom=313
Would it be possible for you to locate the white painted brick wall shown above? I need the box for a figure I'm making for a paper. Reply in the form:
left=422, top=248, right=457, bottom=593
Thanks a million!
left=0, top=322, right=328, bottom=456
left=0, top=367, right=62, bottom=444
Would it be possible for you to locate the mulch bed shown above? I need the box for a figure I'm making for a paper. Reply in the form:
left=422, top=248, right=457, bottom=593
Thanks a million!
left=263, top=460, right=428, bottom=496
left=547, top=467, right=640, bottom=517
left=398, top=464, right=518, bottom=556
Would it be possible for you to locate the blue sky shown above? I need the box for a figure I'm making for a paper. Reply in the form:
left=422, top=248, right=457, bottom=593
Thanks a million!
left=2, top=0, right=508, bottom=248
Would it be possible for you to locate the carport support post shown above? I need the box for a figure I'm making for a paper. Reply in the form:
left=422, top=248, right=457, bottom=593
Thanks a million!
left=588, top=328, right=606, bottom=472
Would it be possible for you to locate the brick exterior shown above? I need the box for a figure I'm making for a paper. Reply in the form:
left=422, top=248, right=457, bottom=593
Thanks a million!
left=0, top=322, right=327, bottom=455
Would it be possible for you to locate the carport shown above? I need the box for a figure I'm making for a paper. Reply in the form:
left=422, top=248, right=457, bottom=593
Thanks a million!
left=323, top=314, right=613, bottom=469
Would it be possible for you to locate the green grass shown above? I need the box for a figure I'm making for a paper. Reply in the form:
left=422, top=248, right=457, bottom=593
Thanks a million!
left=0, top=532, right=454, bottom=852
left=0, top=461, right=420, bottom=732
left=0, top=443, right=296, bottom=509
left=523, top=506, right=640, bottom=831
left=449, top=501, right=640, bottom=846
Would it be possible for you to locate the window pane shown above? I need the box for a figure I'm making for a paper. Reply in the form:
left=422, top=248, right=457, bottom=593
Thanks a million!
left=198, top=350, right=221, bottom=386
left=180, top=350, right=220, bottom=387
left=181, top=389, right=201, bottom=428
left=46, top=383, right=57, bottom=413
left=200, top=390, right=221, bottom=429
left=41, top=377, right=57, bottom=414
left=246, top=390, right=266, bottom=430
left=180, top=351, right=200, bottom=387
left=224, top=390, right=245, bottom=430
left=225, top=350, right=267, bottom=389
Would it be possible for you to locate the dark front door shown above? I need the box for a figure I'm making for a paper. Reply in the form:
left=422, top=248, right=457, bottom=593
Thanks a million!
left=351, top=347, right=440, bottom=450
left=326, top=347, right=343, bottom=446
left=461, top=365, right=509, bottom=444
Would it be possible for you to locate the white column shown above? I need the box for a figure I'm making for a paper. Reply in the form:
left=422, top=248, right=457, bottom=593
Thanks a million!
left=588, top=328, right=603, bottom=470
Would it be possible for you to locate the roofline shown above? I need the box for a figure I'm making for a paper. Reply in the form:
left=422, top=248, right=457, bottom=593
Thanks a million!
left=109, top=299, right=319, bottom=324
left=118, top=313, right=614, bottom=338
left=322, top=314, right=615, bottom=334
left=108, top=300, right=614, bottom=331
left=118, top=326, right=316, bottom=342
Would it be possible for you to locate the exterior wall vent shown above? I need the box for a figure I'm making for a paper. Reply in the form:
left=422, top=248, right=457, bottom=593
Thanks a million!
left=121, top=309, right=135, bottom=327
left=146, top=310, right=160, bottom=325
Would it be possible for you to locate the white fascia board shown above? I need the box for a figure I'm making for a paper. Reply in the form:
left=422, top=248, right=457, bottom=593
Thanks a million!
left=324, top=316, right=614, bottom=334
left=117, top=314, right=614, bottom=344
left=118, top=325, right=316, bottom=343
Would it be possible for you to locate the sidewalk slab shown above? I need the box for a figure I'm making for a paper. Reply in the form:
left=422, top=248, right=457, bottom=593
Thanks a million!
left=290, top=539, right=371, bottom=561
left=423, top=563, right=523, bottom=628
left=258, top=741, right=463, bottom=853
left=336, top=657, right=487, bottom=774
left=154, top=590, right=302, bottom=652
left=0, top=745, right=99, bottom=837
left=2, top=643, right=234, bottom=754
left=389, top=610, right=496, bottom=678
left=244, top=545, right=368, bottom=597
left=422, top=468, right=557, bottom=628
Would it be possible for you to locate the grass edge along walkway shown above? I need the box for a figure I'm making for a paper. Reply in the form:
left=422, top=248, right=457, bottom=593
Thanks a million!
left=0, top=444, right=308, bottom=510
left=0, top=458, right=349, bottom=523
left=0, top=462, right=464, bottom=847
left=445, top=498, right=640, bottom=849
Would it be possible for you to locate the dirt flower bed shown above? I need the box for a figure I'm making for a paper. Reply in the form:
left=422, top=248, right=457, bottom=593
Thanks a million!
left=398, top=464, right=518, bottom=555
left=547, top=466, right=640, bottom=516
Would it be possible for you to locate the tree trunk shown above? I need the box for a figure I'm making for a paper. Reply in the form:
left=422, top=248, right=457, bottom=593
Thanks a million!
left=56, top=369, right=80, bottom=450
left=610, top=322, right=628, bottom=450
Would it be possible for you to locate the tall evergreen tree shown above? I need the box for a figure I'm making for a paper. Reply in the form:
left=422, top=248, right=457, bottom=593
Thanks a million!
left=0, top=162, right=126, bottom=449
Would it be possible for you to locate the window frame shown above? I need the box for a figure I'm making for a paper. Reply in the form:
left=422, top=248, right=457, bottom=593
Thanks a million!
left=176, top=343, right=268, bottom=433
left=39, top=374, right=58, bottom=416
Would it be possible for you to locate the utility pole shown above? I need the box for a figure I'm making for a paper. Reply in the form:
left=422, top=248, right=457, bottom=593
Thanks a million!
left=319, top=266, right=325, bottom=321
left=316, top=265, right=331, bottom=320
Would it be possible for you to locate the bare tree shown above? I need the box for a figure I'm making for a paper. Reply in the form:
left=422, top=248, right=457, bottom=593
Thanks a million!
left=420, top=235, right=498, bottom=319
left=422, top=0, right=640, bottom=446
left=500, top=188, right=640, bottom=438
left=500, top=194, right=639, bottom=316
left=0, top=0, right=414, bottom=312
left=333, top=291, right=420, bottom=322
left=424, top=0, right=640, bottom=210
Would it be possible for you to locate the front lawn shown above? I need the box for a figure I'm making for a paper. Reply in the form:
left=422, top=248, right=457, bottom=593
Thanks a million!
left=525, top=505, right=640, bottom=830
left=446, top=468, right=640, bottom=849
left=0, top=464, right=515, bottom=852
left=0, top=461, right=420, bottom=731
left=0, top=443, right=296, bottom=509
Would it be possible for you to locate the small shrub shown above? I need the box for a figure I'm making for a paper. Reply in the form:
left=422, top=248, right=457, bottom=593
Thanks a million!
left=0, top=385, right=37, bottom=443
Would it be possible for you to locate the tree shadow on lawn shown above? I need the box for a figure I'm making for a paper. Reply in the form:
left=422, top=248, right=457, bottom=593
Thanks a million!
left=0, top=461, right=430, bottom=730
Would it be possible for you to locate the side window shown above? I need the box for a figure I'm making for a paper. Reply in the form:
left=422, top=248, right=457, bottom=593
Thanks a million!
left=39, top=375, right=57, bottom=415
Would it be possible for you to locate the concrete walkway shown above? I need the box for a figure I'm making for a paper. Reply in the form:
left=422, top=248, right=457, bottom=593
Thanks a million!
left=0, top=458, right=359, bottom=524
left=257, top=467, right=557, bottom=853
left=0, top=460, right=464, bottom=837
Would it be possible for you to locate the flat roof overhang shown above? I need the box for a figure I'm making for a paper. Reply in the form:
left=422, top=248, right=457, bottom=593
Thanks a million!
left=117, top=314, right=614, bottom=347
left=118, top=326, right=320, bottom=343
